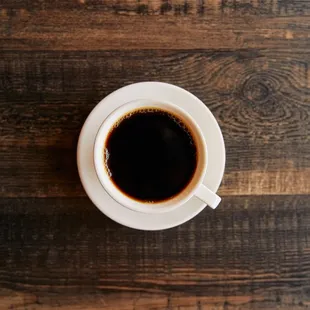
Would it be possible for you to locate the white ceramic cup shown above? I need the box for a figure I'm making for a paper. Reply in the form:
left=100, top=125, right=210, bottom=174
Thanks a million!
left=94, top=99, right=221, bottom=214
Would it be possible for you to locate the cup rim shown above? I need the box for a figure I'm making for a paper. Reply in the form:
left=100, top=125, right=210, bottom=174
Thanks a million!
left=93, top=99, right=208, bottom=214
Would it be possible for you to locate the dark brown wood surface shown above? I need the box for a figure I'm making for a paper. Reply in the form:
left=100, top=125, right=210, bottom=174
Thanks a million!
left=0, top=0, right=310, bottom=309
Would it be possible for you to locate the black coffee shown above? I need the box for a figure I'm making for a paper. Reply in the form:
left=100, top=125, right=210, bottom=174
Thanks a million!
left=104, top=108, right=197, bottom=202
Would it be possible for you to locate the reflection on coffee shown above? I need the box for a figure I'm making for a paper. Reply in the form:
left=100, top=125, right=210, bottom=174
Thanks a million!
left=104, top=108, right=197, bottom=202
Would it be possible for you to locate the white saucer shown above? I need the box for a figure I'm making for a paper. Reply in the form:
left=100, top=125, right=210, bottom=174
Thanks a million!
left=77, top=82, right=225, bottom=230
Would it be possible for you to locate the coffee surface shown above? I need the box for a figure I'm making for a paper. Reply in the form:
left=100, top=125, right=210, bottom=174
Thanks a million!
left=105, top=108, right=197, bottom=202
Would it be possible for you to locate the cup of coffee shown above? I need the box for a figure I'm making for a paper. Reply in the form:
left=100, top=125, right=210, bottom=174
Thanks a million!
left=94, top=99, right=221, bottom=214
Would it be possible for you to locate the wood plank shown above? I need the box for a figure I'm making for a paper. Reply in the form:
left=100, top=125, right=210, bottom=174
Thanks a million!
left=1, top=146, right=309, bottom=197
left=1, top=50, right=309, bottom=196
left=0, top=195, right=309, bottom=309
left=1, top=0, right=310, bottom=15
left=1, top=4, right=310, bottom=50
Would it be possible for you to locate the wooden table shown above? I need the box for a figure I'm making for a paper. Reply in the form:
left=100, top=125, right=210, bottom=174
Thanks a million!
left=1, top=0, right=310, bottom=309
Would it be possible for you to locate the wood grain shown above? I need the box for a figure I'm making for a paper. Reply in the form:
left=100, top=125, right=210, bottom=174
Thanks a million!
left=1, top=0, right=310, bottom=15
left=0, top=195, right=310, bottom=309
left=1, top=50, right=309, bottom=197
left=1, top=0, right=310, bottom=50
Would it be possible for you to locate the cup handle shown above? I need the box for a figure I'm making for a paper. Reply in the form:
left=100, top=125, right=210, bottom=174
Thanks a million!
left=195, top=184, right=221, bottom=209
